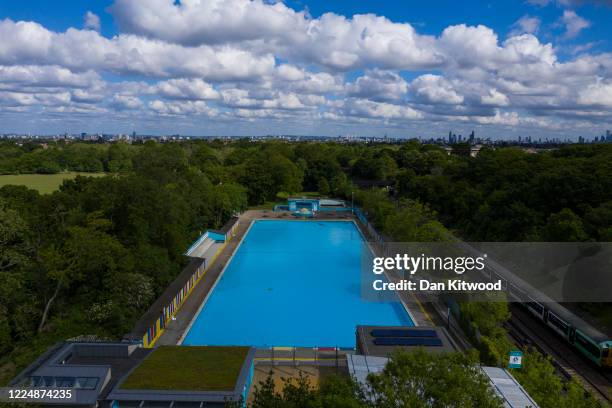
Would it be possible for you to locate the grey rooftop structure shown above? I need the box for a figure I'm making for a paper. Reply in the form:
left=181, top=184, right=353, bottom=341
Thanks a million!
left=10, top=341, right=149, bottom=407
left=356, top=325, right=456, bottom=357
left=481, top=366, right=539, bottom=408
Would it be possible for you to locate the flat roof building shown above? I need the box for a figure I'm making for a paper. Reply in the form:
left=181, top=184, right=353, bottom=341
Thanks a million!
left=356, top=325, right=456, bottom=357
left=8, top=343, right=256, bottom=408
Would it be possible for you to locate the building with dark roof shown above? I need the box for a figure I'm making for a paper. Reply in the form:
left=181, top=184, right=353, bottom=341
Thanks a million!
left=10, top=342, right=150, bottom=407
left=356, top=325, right=456, bottom=357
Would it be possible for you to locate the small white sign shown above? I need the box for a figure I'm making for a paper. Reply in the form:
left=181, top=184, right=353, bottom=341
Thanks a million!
left=509, top=351, right=523, bottom=368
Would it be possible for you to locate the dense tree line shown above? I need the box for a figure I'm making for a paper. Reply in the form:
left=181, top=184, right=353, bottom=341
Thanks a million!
left=392, top=143, right=612, bottom=242
left=5, top=139, right=609, bottom=242
left=0, top=141, right=249, bottom=383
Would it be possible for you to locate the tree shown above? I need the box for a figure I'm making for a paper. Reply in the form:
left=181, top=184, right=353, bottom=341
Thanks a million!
left=540, top=208, right=588, bottom=242
left=383, top=200, right=449, bottom=242
left=0, top=201, right=30, bottom=272
left=107, top=142, right=134, bottom=173
left=270, top=155, right=303, bottom=195
left=367, top=349, right=503, bottom=408
left=248, top=372, right=366, bottom=408
left=318, top=376, right=368, bottom=408
left=317, top=177, right=330, bottom=196
left=37, top=221, right=133, bottom=332
left=238, top=157, right=275, bottom=205
left=511, top=349, right=564, bottom=408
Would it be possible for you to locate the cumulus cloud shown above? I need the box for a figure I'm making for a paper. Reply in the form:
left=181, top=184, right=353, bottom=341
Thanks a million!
left=411, top=75, right=464, bottom=105
left=347, top=70, right=408, bottom=101
left=110, top=0, right=306, bottom=46
left=343, top=98, right=423, bottom=120
left=109, top=0, right=442, bottom=71
left=149, top=100, right=217, bottom=116
left=577, top=82, right=612, bottom=107
left=0, top=19, right=276, bottom=80
left=154, top=78, right=220, bottom=100
left=111, top=94, right=143, bottom=110
left=0, top=65, right=100, bottom=88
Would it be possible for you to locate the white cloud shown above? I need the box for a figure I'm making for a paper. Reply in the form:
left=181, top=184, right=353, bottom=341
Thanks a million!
left=411, top=75, right=464, bottom=105
left=559, top=10, right=590, bottom=39
left=109, top=0, right=442, bottom=71
left=84, top=11, right=101, bottom=32
left=154, top=78, right=219, bottom=100
left=0, top=65, right=100, bottom=88
left=112, top=94, right=143, bottom=110
left=149, top=100, right=217, bottom=116
left=509, top=15, right=541, bottom=37
left=481, top=89, right=510, bottom=106
left=0, top=19, right=276, bottom=80
left=110, top=0, right=306, bottom=46
left=577, top=82, right=612, bottom=107
left=347, top=70, right=408, bottom=101
left=343, top=98, right=423, bottom=120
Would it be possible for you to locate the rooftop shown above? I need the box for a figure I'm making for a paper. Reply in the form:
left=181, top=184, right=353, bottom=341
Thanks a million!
left=356, top=326, right=456, bottom=357
left=481, top=366, right=540, bottom=408
left=119, top=346, right=251, bottom=392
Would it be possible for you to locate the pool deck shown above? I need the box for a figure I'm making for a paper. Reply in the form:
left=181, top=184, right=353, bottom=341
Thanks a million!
left=156, top=210, right=432, bottom=346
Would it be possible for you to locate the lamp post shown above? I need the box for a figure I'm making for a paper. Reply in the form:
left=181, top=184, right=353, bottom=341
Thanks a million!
left=351, top=191, right=354, bottom=215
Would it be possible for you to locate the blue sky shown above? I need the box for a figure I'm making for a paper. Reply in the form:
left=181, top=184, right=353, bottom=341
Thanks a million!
left=0, top=0, right=611, bottom=138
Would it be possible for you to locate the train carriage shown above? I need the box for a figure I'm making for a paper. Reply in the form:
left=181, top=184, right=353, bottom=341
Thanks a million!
left=544, top=301, right=612, bottom=368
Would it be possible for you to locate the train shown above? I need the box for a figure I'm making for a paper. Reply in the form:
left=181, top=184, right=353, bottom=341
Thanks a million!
left=488, top=269, right=612, bottom=369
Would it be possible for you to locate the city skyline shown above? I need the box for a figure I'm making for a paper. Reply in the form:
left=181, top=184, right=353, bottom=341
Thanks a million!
left=0, top=0, right=611, bottom=138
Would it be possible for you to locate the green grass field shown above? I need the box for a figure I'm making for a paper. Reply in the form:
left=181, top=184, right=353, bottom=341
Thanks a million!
left=120, top=346, right=250, bottom=391
left=0, top=172, right=105, bottom=194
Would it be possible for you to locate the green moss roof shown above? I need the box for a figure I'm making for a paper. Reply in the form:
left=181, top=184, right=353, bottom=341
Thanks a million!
left=120, top=346, right=250, bottom=392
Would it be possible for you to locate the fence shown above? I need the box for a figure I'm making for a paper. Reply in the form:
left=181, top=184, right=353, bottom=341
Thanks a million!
left=254, top=346, right=354, bottom=367
left=353, top=207, right=386, bottom=251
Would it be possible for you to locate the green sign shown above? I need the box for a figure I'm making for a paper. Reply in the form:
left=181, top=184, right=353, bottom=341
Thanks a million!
left=508, top=350, right=523, bottom=368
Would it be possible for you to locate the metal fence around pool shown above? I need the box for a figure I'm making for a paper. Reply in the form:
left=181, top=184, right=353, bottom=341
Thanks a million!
left=254, top=346, right=354, bottom=367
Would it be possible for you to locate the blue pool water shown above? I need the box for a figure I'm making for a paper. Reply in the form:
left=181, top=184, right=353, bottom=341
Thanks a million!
left=182, top=220, right=412, bottom=348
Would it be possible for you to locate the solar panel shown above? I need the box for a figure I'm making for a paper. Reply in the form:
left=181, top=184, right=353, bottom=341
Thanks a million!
left=370, top=329, right=437, bottom=338
left=373, top=337, right=443, bottom=347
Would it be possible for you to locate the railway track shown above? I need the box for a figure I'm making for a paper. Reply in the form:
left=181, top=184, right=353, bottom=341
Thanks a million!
left=506, top=304, right=611, bottom=405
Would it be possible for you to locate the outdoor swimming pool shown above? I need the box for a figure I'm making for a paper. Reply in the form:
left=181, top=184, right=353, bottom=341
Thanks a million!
left=182, top=220, right=412, bottom=348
